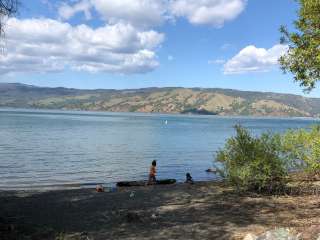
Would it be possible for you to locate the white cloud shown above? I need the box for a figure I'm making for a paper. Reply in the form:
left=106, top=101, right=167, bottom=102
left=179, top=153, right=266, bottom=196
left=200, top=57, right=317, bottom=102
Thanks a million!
left=57, top=0, right=167, bottom=27
left=168, top=55, right=174, bottom=61
left=58, top=0, right=92, bottom=20
left=0, top=18, right=165, bottom=74
left=91, top=0, right=167, bottom=28
left=41, top=0, right=55, bottom=11
left=223, top=44, right=289, bottom=74
left=169, top=0, right=247, bottom=27
left=220, top=43, right=234, bottom=50
left=208, top=59, right=225, bottom=64
left=2, top=0, right=249, bottom=76
left=58, top=0, right=247, bottom=28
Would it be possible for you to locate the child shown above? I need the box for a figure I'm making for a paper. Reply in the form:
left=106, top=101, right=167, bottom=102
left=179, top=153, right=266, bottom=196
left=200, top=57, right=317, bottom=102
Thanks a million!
left=148, top=160, right=157, bottom=184
left=185, top=173, right=194, bottom=184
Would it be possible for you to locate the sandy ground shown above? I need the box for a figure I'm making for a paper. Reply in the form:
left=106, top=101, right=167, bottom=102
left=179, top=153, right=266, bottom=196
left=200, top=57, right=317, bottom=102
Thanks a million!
left=1, top=181, right=320, bottom=240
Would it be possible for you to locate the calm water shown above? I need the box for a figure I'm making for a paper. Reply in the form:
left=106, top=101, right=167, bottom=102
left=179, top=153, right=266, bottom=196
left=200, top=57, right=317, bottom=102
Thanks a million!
left=0, top=108, right=319, bottom=189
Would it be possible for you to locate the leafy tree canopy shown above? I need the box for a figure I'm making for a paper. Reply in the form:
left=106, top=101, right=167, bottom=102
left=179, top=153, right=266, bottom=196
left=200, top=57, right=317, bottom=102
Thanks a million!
left=280, top=0, right=320, bottom=92
left=0, top=0, right=18, bottom=37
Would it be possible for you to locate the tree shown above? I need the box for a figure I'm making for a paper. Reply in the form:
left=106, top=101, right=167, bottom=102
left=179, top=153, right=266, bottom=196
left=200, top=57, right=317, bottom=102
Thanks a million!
left=279, top=0, right=320, bottom=92
left=282, top=125, right=320, bottom=175
left=0, top=0, right=18, bottom=38
left=216, top=125, right=288, bottom=192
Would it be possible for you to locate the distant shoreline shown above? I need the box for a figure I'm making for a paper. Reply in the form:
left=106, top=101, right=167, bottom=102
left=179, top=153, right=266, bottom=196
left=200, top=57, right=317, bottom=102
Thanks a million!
left=1, top=107, right=319, bottom=120
left=1, top=83, right=320, bottom=118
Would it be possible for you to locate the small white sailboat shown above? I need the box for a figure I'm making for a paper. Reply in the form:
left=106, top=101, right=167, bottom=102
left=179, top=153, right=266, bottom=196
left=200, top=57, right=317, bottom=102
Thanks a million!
left=165, top=120, right=168, bottom=125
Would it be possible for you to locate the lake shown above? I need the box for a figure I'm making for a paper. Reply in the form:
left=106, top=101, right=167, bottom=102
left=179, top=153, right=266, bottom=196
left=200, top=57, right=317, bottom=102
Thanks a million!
left=0, top=109, right=319, bottom=189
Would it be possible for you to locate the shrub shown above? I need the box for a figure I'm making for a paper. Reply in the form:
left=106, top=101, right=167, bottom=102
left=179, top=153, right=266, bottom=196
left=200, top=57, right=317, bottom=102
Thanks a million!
left=216, top=125, right=288, bottom=192
left=282, top=125, right=320, bottom=175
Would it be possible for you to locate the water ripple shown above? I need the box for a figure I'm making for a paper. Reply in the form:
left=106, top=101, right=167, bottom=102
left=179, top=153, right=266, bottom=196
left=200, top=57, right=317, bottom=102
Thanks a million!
left=1, top=109, right=319, bottom=189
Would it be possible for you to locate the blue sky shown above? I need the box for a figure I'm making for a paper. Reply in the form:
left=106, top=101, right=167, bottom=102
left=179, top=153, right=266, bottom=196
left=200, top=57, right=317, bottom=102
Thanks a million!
left=1, top=0, right=319, bottom=97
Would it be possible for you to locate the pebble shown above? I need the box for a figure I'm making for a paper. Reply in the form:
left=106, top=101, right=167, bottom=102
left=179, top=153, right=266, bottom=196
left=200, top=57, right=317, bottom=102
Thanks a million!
left=129, top=191, right=135, bottom=198
left=244, top=233, right=258, bottom=240
left=243, top=228, right=301, bottom=240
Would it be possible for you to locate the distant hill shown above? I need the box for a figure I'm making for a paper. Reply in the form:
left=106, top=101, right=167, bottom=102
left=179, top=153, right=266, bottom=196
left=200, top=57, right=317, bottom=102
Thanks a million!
left=1, top=83, right=320, bottom=117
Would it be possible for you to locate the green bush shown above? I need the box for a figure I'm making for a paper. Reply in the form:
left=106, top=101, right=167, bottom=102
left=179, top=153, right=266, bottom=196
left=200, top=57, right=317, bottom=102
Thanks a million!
left=216, top=125, right=288, bottom=192
left=282, top=125, right=320, bottom=175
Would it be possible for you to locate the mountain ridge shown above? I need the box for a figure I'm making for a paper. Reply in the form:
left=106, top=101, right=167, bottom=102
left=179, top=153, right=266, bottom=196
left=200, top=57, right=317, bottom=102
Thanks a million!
left=1, top=83, right=319, bottom=117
